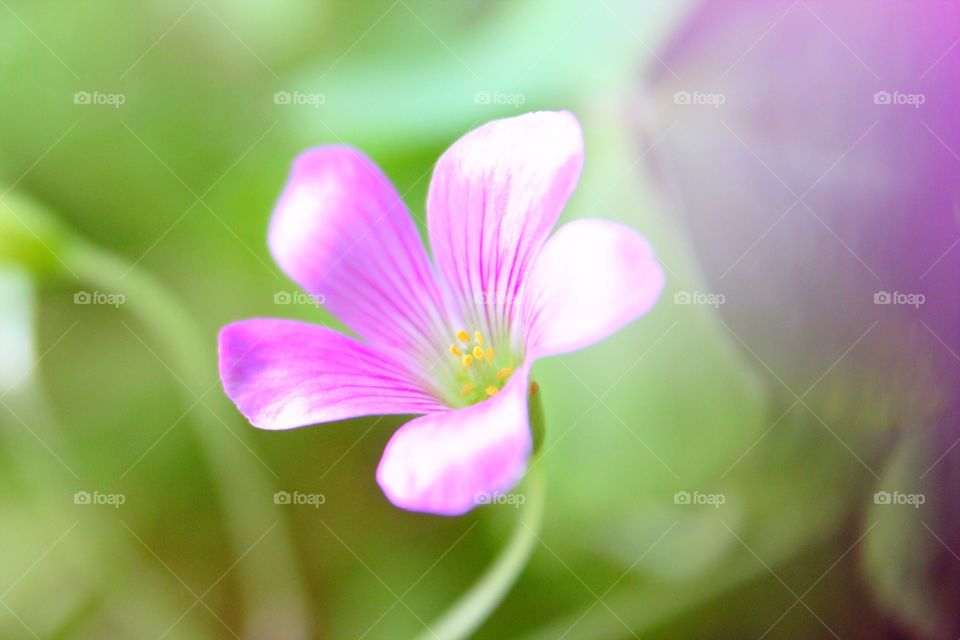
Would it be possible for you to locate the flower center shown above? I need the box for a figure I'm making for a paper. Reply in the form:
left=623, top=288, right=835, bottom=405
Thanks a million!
left=447, top=329, right=515, bottom=405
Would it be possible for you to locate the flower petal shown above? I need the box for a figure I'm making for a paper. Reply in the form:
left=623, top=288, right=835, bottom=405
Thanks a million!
left=426, top=111, right=583, bottom=333
left=269, top=146, right=450, bottom=365
left=218, top=319, right=444, bottom=430
left=376, top=366, right=532, bottom=515
left=524, top=219, right=664, bottom=357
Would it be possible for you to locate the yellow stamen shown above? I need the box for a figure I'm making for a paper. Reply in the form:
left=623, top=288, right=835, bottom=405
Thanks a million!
left=449, top=344, right=462, bottom=357
left=472, top=345, right=484, bottom=359
left=460, top=383, right=475, bottom=396
left=497, top=367, right=513, bottom=381
left=462, top=355, right=474, bottom=368
left=456, top=330, right=470, bottom=343
left=485, top=385, right=498, bottom=396
left=485, top=347, right=494, bottom=363
left=474, top=331, right=484, bottom=345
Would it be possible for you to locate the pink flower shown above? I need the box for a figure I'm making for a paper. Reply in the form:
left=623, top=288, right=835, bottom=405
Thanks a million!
left=218, top=111, right=664, bottom=516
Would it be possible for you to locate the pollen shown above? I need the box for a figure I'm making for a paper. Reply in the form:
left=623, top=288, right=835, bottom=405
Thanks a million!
left=447, top=328, right=517, bottom=405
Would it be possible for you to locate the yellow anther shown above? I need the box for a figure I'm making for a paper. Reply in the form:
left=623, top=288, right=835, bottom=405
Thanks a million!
left=485, top=347, right=494, bottom=363
left=462, top=355, right=474, bottom=368
left=474, top=331, right=484, bottom=345
left=485, top=385, right=499, bottom=396
left=456, top=330, right=470, bottom=343
left=497, top=367, right=513, bottom=381
left=449, top=344, right=462, bottom=357
left=460, top=383, right=475, bottom=396
left=472, top=345, right=484, bottom=359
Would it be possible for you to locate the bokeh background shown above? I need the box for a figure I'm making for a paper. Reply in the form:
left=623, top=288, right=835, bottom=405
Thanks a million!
left=1, top=1, right=958, bottom=638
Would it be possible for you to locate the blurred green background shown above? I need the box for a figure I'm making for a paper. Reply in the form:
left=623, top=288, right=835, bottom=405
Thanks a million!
left=0, top=1, right=939, bottom=638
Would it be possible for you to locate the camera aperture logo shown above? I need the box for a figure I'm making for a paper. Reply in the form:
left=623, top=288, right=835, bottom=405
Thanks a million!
left=74, top=490, right=126, bottom=508
left=873, top=490, right=925, bottom=509
left=873, top=90, right=925, bottom=109
left=74, top=290, right=126, bottom=308
left=274, top=490, right=326, bottom=508
left=674, top=490, right=725, bottom=509
left=873, top=290, right=924, bottom=308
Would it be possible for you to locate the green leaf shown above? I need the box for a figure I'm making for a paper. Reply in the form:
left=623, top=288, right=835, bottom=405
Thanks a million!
left=0, top=192, right=70, bottom=278
left=0, top=268, right=34, bottom=391
left=283, top=0, right=695, bottom=152
left=863, top=431, right=944, bottom=638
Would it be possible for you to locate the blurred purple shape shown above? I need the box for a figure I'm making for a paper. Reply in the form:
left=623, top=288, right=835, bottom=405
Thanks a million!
left=640, top=0, right=960, bottom=635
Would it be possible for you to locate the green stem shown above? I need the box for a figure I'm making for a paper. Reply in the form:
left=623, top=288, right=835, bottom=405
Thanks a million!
left=417, top=465, right=545, bottom=640
left=62, top=240, right=311, bottom=639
